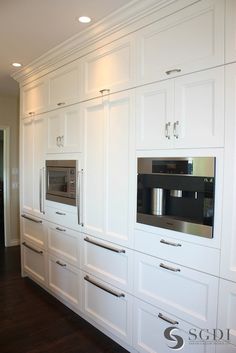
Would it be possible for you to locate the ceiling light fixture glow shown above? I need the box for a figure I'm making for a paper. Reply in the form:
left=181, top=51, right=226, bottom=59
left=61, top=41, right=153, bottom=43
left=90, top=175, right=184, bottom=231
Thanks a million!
left=78, top=16, right=91, bottom=23
left=12, top=62, right=22, bottom=67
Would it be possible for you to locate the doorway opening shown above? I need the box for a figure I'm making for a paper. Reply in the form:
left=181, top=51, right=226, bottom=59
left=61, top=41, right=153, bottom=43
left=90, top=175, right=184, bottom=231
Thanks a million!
left=0, top=130, right=4, bottom=246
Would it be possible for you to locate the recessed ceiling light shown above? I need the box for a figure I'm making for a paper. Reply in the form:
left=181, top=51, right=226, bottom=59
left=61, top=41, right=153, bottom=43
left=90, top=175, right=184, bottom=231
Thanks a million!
left=78, top=16, right=91, bottom=23
left=12, top=62, right=22, bottom=67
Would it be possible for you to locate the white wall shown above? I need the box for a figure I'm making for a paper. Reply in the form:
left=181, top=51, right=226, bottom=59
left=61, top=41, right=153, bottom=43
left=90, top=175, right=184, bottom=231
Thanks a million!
left=0, top=95, right=19, bottom=245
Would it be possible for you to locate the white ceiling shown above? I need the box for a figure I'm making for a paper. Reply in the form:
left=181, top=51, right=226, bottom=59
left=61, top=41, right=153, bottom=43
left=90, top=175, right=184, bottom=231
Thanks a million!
left=0, top=0, right=131, bottom=96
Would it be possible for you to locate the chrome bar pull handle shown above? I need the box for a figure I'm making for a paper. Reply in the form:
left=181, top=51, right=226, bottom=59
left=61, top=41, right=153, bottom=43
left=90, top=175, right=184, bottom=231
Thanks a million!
left=55, top=211, right=66, bottom=216
left=84, top=236, right=126, bottom=253
left=39, top=168, right=45, bottom=214
left=60, top=135, right=64, bottom=147
left=55, top=227, right=66, bottom=232
left=57, top=102, right=66, bottom=106
left=77, top=169, right=84, bottom=226
left=22, top=242, right=43, bottom=255
left=21, top=214, right=42, bottom=224
left=165, top=122, right=171, bottom=139
left=173, top=121, right=179, bottom=139
left=159, top=263, right=181, bottom=272
left=158, top=313, right=179, bottom=325
left=56, top=260, right=67, bottom=267
left=99, top=89, right=110, bottom=95
left=56, top=136, right=61, bottom=147
left=84, top=275, right=125, bottom=298
left=165, top=68, right=181, bottom=76
left=160, top=239, right=182, bottom=247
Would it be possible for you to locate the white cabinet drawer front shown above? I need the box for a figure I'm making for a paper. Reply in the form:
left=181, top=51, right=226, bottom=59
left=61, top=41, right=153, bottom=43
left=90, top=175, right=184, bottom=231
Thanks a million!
left=137, top=0, right=224, bottom=84
left=21, top=214, right=47, bottom=249
left=44, top=206, right=80, bottom=232
left=82, top=36, right=134, bottom=99
left=82, top=235, right=133, bottom=292
left=48, top=255, right=81, bottom=309
left=133, top=298, right=215, bottom=353
left=48, top=62, right=80, bottom=108
left=134, top=229, right=220, bottom=276
left=22, top=241, right=47, bottom=286
left=134, top=253, right=218, bottom=328
left=22, top=78, right=48, bottom=117
left=82, top=273, right=132, bottom=344
left=218, top=279, right=236, bottom=347
left=48, top=224, right=80, bottom=267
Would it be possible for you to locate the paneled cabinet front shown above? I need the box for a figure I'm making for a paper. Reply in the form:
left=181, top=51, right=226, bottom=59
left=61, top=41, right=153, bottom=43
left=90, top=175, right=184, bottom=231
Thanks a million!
left=48, top=61, right=80, bottom=109
left=220, top=63, right=236, bottom=282
left=21, top=115, right=46, bottom=217
left=81, top=35, right=135, bottom=100
left=133, top=298, right=216, bottom=353
left=21, top=214, right=47, bottom=249
left=46, top=104, right=81, bottom=153
left=134, top=252, right=219, bottom=329
left=136, top=66, right=224, bottom=150
left=225, top=0, right=236, bottom=64
left=136, top=0, right=224, bottom=84
left=81, top=91, right=135, bottom=247
left=82, top=272, right=132, bottom=344
left=21, top=77, right=49, bottom=118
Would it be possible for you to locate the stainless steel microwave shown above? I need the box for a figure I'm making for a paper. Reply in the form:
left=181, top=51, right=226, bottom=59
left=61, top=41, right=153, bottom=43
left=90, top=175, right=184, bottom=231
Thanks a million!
left=46, top=160, right=77, bottom=206
left=137, top=157, right=216, bottom=239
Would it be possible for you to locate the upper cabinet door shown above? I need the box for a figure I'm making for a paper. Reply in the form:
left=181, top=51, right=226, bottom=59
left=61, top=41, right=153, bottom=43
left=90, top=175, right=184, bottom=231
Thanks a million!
left=46, top=104, right=81, bottom=154
left=48, top=61, right=80, bottom=109
left=225, top=0, right=236, bottom=64
left=174, top=66, right=224, bottom=148
left=136, top=80, right=174, bottom=150
left=81, top=35, right=135, bottom=100
left=21, top=78, right=49, bottom=118
left=220, top=63, right=236, bottom=282
left=136, top=0, right=224, bottom=85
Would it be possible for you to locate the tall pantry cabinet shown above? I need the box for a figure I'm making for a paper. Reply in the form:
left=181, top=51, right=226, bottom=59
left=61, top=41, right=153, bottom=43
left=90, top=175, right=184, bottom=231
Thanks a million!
left=15, top=0, right=236, bottom=352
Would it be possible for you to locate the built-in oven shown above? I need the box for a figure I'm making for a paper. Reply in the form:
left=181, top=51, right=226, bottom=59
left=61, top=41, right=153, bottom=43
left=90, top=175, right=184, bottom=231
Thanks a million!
left=137, top=157, right=215, bottom=238
left=46, top=160, right=77, bottom=206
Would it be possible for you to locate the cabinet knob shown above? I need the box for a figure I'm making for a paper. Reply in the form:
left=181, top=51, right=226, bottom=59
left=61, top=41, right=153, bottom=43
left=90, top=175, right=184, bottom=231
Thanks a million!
left=165, top=69, right=181, bottom=75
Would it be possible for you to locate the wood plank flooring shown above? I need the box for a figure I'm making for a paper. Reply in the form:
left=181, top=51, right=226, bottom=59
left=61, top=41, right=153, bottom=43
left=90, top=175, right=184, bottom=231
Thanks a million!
left=0, top=246, right=129, bottom=353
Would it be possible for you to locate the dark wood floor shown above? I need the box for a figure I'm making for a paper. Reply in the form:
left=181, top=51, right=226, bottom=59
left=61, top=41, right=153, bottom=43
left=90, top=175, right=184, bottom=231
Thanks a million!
left=0, top=246, right=129, bottom=353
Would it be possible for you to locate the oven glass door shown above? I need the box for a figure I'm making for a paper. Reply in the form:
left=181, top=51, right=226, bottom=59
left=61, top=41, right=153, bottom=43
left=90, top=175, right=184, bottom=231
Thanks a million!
left=47, top=167, right=70, bottom=197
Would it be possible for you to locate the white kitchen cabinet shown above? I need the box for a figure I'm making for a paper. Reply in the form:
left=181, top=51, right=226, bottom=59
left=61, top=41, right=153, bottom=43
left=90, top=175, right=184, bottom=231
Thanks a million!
left=22, top=241, right=47, bottom=286
left=225, top=0, right=236, bottom=64
left=134, top=229, right=220, bottom=276
left=48, top=254, right=81, bottom=310
left=82, top=234, right=133, bottom=293
left=48, top=61, right=80, bottom=109
left=44, top=205, right=80, bottom=232
left=217, top=279, right=236, bottom=349
left=136, top=67, right=224, bottom=150
left=220, top=63, right=236, bottom=282
left=46, top=103, right=81, bottom=153
left=21, top=214, right=47, bottom=249
left=82, top=91, right=135, bottom=246
left=134, top=252, right=219, bottom=329
left=136, top=0, right=224, bottom=84
left=47, top=222, right=80, bottom=267
left=21, top=77, right=49, bottom=118
left=133, top=298, right=216, bottom=353
left=21, top=115, right=46, bottom=216
left=82, top=272, right=132, bottom=344
left=81, top=35, right=135, bottom=100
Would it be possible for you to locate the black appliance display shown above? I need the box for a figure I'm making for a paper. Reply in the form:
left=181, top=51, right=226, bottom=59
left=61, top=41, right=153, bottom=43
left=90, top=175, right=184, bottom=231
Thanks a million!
left=137, top=157, right=215, bottom=238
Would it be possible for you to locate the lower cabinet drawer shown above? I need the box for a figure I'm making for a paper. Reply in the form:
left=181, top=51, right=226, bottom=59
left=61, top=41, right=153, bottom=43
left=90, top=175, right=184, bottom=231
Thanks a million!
left=22, top=241, right=47, bottom=286
left=21, top=214, right=47, bottom=249
left=82, top=235, right=133, bottom=292
left=133, top=298, right=216, bottom=353
left=48, top=255, right=81, bottom=310
left=47, top=223, right=80, bottom=267
left=82, top=272, right=132, bottom=344
left=44, top=206, right=80, bottom=232
left=134, top=252, right=218, bottom=328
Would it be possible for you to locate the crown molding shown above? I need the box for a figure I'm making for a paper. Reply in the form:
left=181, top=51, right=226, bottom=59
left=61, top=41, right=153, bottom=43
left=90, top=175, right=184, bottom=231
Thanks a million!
left=12, top=0, right=197, bottom=85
